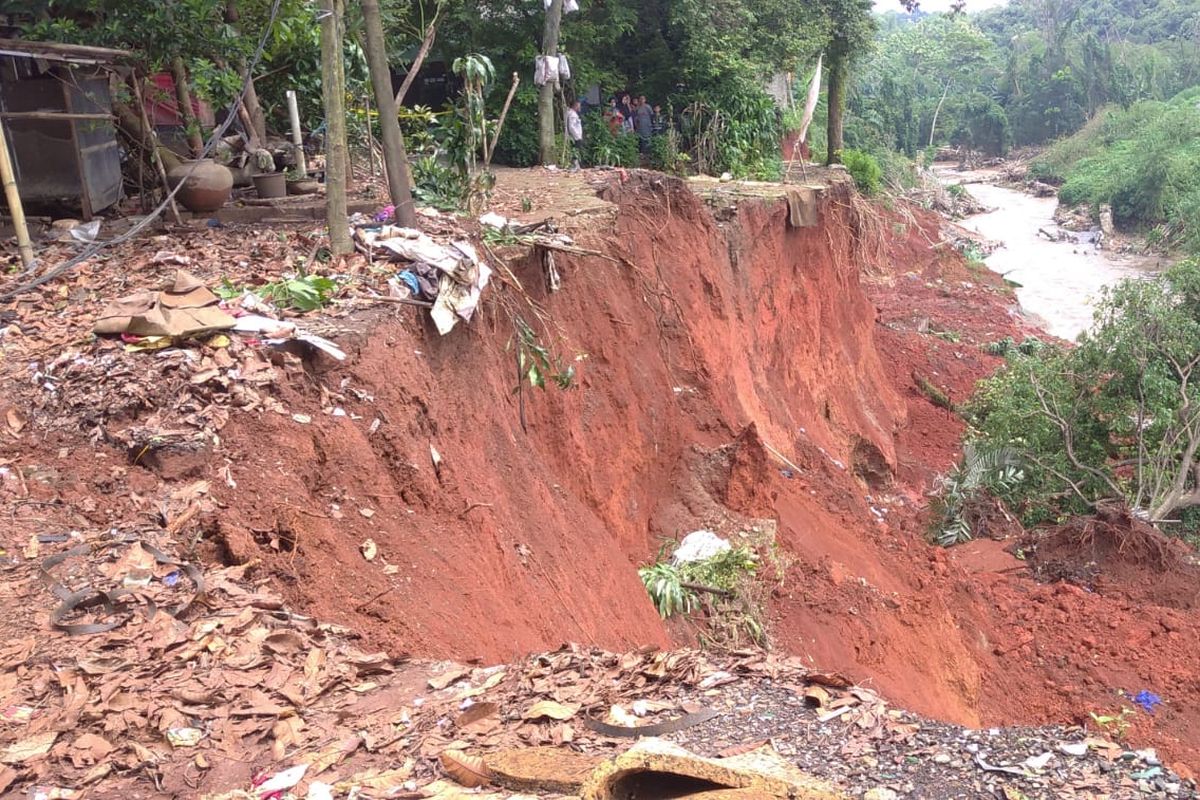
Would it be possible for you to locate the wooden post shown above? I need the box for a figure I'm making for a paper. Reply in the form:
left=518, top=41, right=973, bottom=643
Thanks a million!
left=0, top=118, right=34, bottom=267
left=537, top=0, right=564, bottom=165
left=360, top=0, right=417, bottom=225
left=320, top=0, right=352, bottom=254
left=286, top=90, right=308, bottom=175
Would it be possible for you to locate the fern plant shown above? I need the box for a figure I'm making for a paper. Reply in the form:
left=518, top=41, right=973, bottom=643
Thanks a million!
left=932, top=443, right=1025, bottom=546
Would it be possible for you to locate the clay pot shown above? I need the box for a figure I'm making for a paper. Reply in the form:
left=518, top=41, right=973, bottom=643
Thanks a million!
left=167, top=159, right=233, bottom=213
left=252, top=171, right=287, bottom=199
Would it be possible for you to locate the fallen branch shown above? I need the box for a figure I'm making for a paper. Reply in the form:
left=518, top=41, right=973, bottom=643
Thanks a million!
left=912, top=371, right=955, bottom=412
left=394, top=15, right=439, bottom=106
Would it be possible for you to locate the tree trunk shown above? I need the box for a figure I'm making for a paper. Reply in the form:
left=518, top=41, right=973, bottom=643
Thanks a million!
left=320, top=0, right=352, bottom=255
left=825, top=48, right=846, bottom=166
left=171, top=57, right=204, bottom=157
left=537, top=0, right=564, bottom=165
left=225, top=1, right=268, bottom=141
left=360, top=0, right=417, bottom=226
left=929, top=80, right=950, bottom=148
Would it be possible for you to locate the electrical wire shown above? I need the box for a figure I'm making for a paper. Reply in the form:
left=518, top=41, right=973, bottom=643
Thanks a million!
left=0, top=0, right=285, bottom=302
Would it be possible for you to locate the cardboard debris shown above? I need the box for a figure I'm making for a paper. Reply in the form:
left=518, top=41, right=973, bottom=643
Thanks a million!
left=484, top=746, right=604, bottom=794
left=94, top=270, right=236, bottom=338
left=580, top=738, right=847, bottom=800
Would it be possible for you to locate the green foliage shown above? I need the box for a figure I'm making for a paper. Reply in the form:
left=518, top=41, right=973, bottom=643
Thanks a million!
left=580, top=113, right=639, bottom=167
left=412, top=156, right=466, bottom=212
left=842, top=148, right=882, bottom=194
left=511, top=317, right=575, bottom=391
left=931, top=444, right=1026, bottom=546
left=639, top=544, right=759, bottom=617
left=967, top=258, right=1200, bottom=526
left=639, top=562, right=695, bottom=617
left=258, top=272, right=337, bottom=312
left=983, top=336, right=1046, bottom=357
left=1033, top=92, right=1200, bottom=252
left=648, top=126, right=691, bottom=175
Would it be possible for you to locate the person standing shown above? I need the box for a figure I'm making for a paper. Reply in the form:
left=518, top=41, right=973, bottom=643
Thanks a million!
left=565, top=99, right=584, bottom=170
left=635, top=95, right=653, bottom=153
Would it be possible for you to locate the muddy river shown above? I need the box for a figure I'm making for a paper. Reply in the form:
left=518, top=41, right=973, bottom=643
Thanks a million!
left=946, top=174, right=1165, bottom=341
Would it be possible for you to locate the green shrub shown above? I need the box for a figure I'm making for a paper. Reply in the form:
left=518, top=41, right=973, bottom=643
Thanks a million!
left=842, top=148, right=883, bottom=195
left=581, top=113, right=639, bottom=167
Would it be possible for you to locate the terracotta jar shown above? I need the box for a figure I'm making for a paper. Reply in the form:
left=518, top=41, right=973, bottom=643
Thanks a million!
left=167, top=158, right=233, bottom=213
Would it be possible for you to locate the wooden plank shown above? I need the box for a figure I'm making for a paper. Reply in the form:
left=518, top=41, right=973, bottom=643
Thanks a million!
left=0, top=111, right=116, bottom=121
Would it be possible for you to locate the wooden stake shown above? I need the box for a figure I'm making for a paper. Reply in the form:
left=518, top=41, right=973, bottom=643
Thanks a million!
left=319, top=0, right=352, bottom=254
left=0, top=118, right=34, bottom=267
left=132, top=74, right=182, bottom=225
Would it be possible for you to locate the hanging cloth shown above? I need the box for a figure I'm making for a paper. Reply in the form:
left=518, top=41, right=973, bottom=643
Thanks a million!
left=557, top=53, right=571, bottom=81
left=798, top=53, right=823, bottom=145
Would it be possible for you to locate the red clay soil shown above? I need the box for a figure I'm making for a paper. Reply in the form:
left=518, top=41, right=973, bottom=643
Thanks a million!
left=9, top=170, right=1200, bottom=776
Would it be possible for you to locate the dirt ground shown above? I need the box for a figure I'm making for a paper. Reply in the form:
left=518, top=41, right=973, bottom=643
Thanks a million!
left=2, top=167, right=1200, bottom=797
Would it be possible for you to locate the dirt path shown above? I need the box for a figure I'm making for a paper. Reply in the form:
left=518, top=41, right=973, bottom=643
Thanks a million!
left=1, top=168, right=1199, bottom=797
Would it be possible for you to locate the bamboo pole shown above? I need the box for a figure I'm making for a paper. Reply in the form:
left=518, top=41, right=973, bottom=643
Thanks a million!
left=0, top=118, right=34, bottom=267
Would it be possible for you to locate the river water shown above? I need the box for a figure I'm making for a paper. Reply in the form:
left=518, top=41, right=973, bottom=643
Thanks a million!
left=948, top=176, right=1164, bottom=341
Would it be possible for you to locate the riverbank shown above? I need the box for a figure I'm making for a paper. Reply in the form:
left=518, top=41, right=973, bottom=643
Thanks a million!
left=937, top=166, right=1168, bottom=340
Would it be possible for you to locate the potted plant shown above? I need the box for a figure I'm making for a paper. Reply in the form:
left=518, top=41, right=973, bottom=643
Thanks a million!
left=252, top=169, right=287, bottom=199
left=285, top=166, right=319, bottom=196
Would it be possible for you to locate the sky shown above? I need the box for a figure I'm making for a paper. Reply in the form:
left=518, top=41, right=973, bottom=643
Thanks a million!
left=874, top=0, right=1008, bottom=12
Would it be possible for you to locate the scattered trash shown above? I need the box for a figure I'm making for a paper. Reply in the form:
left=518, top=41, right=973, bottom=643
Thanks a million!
left=1133, top=690, right=1162, bottom=713
left=292, top=413, right=312, bottom=424
left=974, top=752, right=1028, bottom=776
left=67, top=219, right=102, bottom=243
left=27, top=788, right=76, bottom=800
left=1058, top=741, right=1089, bottom=757
left=672, top=530, right=732, bottom=565
left=1023, top=751, right=1054, bottom=771
left=1, top=731, right=58, bottom=763
left=1131, top=766, right=1164, bottom=780
left=165, top=727, right=204, bottom=748
left=0, top=705, right=36, bottom=723
left=355, top=226, right=493, bottom=335
left=255, top=763, right=309, bottom=797
left=522, top=700, right=580, bottom=721
left=360, top=539, right=377, bottom=561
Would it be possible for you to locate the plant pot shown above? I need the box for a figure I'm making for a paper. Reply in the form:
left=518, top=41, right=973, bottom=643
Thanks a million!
left=286, top=178, right=320, bottom=196
left=166, top=158, right=233, bottom=213
left=252, top=171, right=288, bottom=199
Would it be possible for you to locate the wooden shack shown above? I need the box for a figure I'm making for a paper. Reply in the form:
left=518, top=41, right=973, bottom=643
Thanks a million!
left=0, top=38, right=131, bottom=219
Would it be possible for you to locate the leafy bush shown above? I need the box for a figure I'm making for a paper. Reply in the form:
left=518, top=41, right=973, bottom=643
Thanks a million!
left=967, top=258, right=1200, bottom=526
left=648, top=131, right=690, bottom=175
left=490, top=87, right=541, bottom=167
left=931, top=444, right=1025, bottom=546
left=412, top=155, right=466, bottom=211
left=1034, top=93, right=1200, bottom=252
left=842, top=148, right=883, bottom=195
left=639, top=544, right=758, bottom=617
left=581, top=113, right=639, bottom=167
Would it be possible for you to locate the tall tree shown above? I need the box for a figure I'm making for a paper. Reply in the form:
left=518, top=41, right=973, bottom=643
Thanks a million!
left=822, top=0, right=874, bottom=165
left=537, top=0, right=564, bottom=165
left=320, top=0, right=352, bottom=254
left=360, top=0, right=418, bottom=226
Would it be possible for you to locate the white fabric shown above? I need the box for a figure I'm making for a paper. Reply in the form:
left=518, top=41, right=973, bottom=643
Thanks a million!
left=558, top=53, right=571, bottom=80
left=672, top=530, right=731, bottom=565
left=566, top=107, right=583, bottom=142
left=798, top=53, right=823, bottom=145
left=534, top=55, right=559, bottom=87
